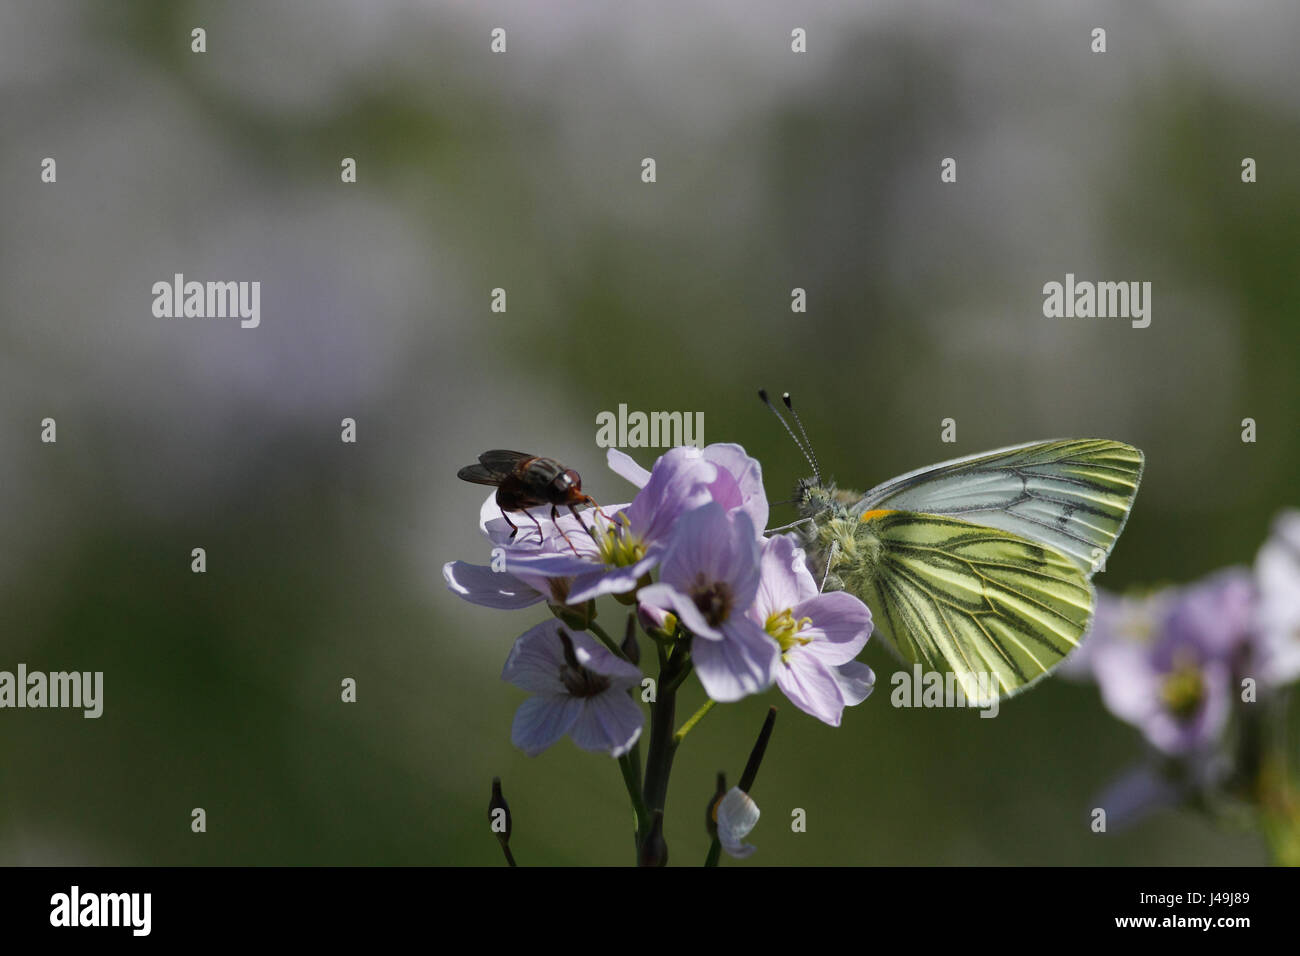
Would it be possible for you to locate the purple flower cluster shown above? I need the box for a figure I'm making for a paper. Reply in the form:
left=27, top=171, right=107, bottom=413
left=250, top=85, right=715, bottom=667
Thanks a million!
left=1072, top=505, right=1300, bottom=759
left=1254, top=509, right=1300, bottom=688
left=1065, top=511, right=1300, bottom=829
left=1081, top=570, right=1254, bottom=756
left=444, top=443, right=876, bottom=758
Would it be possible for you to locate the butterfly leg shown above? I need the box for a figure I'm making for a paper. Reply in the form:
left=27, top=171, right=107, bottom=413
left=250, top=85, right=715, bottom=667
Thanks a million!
left=819, top=541, right=839, bottom=594
left=766, top=516, right=814, bottom=535
left=503, top=511, right=520, bottom=541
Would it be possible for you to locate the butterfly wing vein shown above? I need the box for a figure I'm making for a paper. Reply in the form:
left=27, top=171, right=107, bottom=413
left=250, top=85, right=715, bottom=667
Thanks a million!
left=861, top=513, right=1094, bottom=698
left=854, top=438, right=1144, bottom=572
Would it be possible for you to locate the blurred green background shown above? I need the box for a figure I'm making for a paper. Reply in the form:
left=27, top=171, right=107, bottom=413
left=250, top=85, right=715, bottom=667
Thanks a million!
left=1, top=1, right=1296, bottom=865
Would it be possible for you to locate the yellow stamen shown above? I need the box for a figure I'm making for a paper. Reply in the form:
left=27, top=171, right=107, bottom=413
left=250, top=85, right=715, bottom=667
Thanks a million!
left=1160, top=652, right=1205, bottom=721
left=597, top=515, right=647, bottom=568
left=765, top=608, right=814, bottom=658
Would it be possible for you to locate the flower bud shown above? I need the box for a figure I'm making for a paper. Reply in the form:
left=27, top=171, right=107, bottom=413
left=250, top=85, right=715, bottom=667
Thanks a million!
left=488, top=777, right=516, bottom=866
left=638, top=810, right=668, bottom=867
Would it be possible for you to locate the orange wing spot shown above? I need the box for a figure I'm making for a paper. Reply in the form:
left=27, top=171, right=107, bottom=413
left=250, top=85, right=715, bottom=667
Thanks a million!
left=858, top=509, right=897, bottom=524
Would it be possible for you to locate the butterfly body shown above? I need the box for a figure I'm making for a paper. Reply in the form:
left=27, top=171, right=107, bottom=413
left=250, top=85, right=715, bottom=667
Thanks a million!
left=792, top=439, right=1143, bottom=698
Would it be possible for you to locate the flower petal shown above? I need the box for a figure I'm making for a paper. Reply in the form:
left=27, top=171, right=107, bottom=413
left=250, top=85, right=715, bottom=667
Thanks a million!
left=703, top=443, right=769, bottom=534
left=567, top=630, right=644, bottom=685
left=566, top=554, right=660, bottom=604
left=500, top=621, right=568, bottom=694
left=791, top=591, right=873, bottom=665
left=506, top=550, right=601, bottom=580
left=443, top=560, right=545, bottom=610
left=1160, top=568, right=1255, bottom=664
left=510, top=695, right=582, bottom=757
left=624, top=448, right=716, bottom=545
left=606, top=448, right=652, bottom=488
left=1092, top=763, right=1182, bottom=831
left=752, top=534, right=817, bottom=620
left=478, top=492, right=555, bottom=549
left=716, top=787, right=760, bottom=859
left=832, top=661, right=876, bottom=707
left=693, top=617, right=779, bottom=702
left=637, top=582, right=718, bottom=639
left=776, top=652, right=848, bottom=725
left=1256, top=509, right=1300, bottom=687
left=656, top=503, right=761, bottom=609
left=569, top=692, right=645, bottom=757
left=1092, top=640, right=1161, bottom=727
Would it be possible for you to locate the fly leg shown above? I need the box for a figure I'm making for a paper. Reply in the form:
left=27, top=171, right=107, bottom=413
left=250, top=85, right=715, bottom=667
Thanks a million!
left=587, top=495, right=612, bottom=522
left=548, top=504, right=581, bottom=554
left=565, top=503, right=603, bottom=548
left=524, top=508, right=549, bottom=548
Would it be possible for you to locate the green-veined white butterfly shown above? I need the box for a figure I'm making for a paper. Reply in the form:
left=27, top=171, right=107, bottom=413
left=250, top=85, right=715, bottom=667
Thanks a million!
left=761, top=391, right=1144, bottom=700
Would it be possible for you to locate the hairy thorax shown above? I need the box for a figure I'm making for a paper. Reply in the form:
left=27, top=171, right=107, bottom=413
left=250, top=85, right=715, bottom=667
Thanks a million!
left=793, top=479, right=886, bottom=591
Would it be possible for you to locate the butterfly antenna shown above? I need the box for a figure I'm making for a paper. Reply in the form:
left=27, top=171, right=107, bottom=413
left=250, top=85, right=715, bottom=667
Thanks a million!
left=758, top=388, right=819, bottom=482
left=766, top=516, right=814, bottom=534
left=782, top=392, right=822, bottom=485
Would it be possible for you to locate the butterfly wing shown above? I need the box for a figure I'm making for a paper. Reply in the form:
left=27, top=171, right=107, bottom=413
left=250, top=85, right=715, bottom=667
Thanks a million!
left=847, top=510, right=1093, bottom=698
left=852, top=439, right=1143, bottom=574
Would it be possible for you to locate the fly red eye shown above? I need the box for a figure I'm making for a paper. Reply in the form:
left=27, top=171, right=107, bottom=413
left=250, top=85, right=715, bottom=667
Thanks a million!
left=561, top=469, right=582, bottom=490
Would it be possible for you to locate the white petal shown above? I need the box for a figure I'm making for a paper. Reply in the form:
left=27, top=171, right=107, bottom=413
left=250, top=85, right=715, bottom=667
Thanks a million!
left=832, top=661, right=876, bottom=707
left=443, top=561, right=544, bottom=610
left=716, top=787, right=760, bottom=858
left=606, top=448, right=652, bottom=488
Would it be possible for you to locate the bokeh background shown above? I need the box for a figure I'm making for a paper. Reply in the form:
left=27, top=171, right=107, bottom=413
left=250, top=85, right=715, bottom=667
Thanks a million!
left=1, top=0, right=1296, bottom=865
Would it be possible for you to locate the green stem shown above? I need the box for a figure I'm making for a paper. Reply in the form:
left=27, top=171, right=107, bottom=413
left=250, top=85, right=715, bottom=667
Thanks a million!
left=703, top=707, right=778, bottom=867
left=662, top=659, right=695, bottom=695
left=619, top=751, right=650, bottom=846
left=628, top=737, right=644, bottom=797
left=639, top=652, right=690, bottom=854
left=674, top=698, right=715, bottom=744
left=738, top=707, right=778, bottom=792
left=704, top=838, right=722, bottom=867
left=588, top=621, right=629, bottom=661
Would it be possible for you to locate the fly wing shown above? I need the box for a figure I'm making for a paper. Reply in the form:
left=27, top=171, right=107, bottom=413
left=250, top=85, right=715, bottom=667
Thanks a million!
left=457, top=450, right=533, bottom=485
left=457, top=464, right=503, bottom=485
